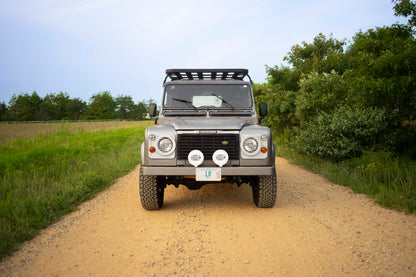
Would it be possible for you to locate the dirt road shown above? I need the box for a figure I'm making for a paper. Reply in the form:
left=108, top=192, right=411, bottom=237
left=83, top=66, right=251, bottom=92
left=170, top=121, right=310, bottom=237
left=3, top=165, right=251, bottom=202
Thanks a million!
left=1, top=157, right=415, bottom=276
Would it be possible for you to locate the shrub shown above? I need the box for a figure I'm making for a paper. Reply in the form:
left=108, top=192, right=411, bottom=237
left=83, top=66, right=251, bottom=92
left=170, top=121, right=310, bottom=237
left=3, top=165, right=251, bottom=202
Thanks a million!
left=295, top=71, right=348, bottom=124
left=296, top=106, right=386, bottom=161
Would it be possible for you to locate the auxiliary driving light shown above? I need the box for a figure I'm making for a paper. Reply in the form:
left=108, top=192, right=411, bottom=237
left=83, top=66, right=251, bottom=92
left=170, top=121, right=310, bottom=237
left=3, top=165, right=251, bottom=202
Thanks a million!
left=212, top=149, right=229, bottom=167
left=188, top=150, right=204, bottom=167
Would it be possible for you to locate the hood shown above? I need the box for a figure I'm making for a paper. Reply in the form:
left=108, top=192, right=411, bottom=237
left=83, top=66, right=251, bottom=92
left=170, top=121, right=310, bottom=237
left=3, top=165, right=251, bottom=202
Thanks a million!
left=164, top=117, right=250, bottom=130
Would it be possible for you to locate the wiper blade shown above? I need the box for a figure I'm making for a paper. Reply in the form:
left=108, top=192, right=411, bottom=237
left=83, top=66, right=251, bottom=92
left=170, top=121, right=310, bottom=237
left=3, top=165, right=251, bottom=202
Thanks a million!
left=210, top=93, right=234, bottom=110
left=172, top=98, right=198, bottom=111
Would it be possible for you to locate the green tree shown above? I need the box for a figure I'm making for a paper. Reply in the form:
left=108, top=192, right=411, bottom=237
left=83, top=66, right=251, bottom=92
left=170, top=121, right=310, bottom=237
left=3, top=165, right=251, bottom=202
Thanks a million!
left=0, top=102, right=6, bottom=121
left=393, top=0, right=416, bottom=28
left=254, top=83, right=297, bottom=130
left=284, top=33, right=349, bottom=75
left=66, top=98, right=86, bottom=120
left=131, top=100, right=148, bottom=120
left=80, top=91, right=116, bottom=120
left=345, top=24, right=416, bottom=154
left=39, top=92, right=70, bottom=120
left=295, top=71, right=348, bottom=124
left=116, top=95, right=135, bottom=119
left=265, top=65, right=302, bottom=91
left=6, top=92, right=42, bottom=121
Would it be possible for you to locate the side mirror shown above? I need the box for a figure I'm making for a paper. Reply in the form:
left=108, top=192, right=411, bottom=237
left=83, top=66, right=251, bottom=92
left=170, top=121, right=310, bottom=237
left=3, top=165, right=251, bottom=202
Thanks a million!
left=149, top=103, right=157, bottom=117
left=259, top=103, right=268, bottom=117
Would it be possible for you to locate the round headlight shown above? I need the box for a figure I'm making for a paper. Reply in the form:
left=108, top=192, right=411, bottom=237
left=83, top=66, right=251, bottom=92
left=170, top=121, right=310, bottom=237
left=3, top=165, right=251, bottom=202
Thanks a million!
left=158, top=137, right=173, bottom=153
left=243, top=137, right=258, bottom=153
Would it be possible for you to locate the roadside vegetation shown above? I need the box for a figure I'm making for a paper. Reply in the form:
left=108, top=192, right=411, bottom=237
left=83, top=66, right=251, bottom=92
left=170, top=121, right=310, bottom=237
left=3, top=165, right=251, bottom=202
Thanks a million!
left=0, top=91, right=155, bottom=122
left=255, top=0, right=416, bottom=213
left=0, top=121, right=152, bottom=260
left=0, top=120, right=148, bottom=144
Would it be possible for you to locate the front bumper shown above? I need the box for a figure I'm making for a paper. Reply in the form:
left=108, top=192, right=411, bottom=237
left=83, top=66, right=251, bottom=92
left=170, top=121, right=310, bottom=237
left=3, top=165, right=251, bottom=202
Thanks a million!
left=141, top=166, right=276, bottom=176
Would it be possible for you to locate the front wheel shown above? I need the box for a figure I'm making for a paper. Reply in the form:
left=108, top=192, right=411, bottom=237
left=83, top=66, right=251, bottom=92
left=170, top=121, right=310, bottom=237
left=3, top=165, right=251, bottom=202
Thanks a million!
left=252, top=173, right=277, bottom=208
left=139, top=168, right=164, bottom=210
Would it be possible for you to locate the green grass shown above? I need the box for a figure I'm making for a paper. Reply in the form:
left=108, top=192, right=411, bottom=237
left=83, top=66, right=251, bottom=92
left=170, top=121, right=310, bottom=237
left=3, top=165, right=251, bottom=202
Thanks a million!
left=0, top=122, right=151, bottom=260
left=275, top=135, right=416, bottom=214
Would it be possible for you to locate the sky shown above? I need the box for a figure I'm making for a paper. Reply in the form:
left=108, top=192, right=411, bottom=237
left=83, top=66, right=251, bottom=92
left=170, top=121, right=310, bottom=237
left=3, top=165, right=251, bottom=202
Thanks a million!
left=0, top=0, right=407, bottom=105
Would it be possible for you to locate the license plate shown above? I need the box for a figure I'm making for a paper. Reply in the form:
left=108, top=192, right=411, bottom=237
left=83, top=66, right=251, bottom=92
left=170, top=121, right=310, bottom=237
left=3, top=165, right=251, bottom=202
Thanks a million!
left=196, top=168, right=221, bottom=181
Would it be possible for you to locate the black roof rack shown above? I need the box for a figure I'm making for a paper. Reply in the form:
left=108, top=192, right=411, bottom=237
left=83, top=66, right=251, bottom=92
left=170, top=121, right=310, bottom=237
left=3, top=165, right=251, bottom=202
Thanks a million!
left=164, top=69, right=252, bottom=84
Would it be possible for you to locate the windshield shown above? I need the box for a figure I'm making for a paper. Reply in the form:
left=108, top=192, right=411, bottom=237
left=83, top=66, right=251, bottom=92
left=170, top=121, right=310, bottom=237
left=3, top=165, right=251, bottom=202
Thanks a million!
left=163, top=84, right=252, bottom=109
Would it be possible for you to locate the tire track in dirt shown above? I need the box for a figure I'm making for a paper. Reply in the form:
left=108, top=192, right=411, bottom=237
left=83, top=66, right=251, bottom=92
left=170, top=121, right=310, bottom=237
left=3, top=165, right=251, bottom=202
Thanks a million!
left=1, top=157, right=415, bottom=276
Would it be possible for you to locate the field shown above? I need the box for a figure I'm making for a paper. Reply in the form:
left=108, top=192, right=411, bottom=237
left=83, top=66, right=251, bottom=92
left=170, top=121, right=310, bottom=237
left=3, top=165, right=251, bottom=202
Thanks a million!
left=0, top=121, right=152, bottom=259
left=0, top=121, right=149, bottom=144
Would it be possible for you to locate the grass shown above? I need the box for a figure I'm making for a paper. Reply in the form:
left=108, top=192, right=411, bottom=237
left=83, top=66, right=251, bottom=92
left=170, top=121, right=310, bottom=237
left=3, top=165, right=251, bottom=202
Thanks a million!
left=0, top=120, right=150, bottom=144
left=0, top=121, right=152, bottom=260
left=274, top=134, right=416, bottom=214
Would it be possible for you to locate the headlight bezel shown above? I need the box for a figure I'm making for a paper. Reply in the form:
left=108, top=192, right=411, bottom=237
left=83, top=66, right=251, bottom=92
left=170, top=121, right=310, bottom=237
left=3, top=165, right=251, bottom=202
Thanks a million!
left=146, top=126, right=176, bottom=159
left=240, top=130, right=269, bottom=160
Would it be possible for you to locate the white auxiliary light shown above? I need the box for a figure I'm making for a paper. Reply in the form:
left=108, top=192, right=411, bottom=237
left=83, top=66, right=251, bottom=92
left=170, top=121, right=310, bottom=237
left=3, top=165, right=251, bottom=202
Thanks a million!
left=212, top=149, right=229, bottom=167
left=188, top=150, right=204, bottom=167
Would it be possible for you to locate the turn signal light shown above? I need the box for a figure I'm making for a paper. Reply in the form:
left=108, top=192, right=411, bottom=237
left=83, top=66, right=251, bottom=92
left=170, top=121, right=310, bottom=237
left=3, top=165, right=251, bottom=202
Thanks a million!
left=149, top=146, right=156, bottom=153
left=261, top=147, right=267, bottom=153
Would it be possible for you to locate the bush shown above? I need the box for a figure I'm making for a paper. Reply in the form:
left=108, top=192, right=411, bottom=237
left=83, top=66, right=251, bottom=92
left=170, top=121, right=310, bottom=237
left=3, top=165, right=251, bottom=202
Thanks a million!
left=295, top=71, right=348, bottom=124
left=296, top=106, right=386, bottom=160
left=254, top=83, right=297, bottom=130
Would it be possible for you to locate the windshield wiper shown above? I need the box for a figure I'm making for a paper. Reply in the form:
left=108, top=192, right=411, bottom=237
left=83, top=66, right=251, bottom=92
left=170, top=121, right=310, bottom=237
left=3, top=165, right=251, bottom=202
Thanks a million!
left=210, top=93, right=234, bottom=110
left=172, top=98, right=198, bottom=111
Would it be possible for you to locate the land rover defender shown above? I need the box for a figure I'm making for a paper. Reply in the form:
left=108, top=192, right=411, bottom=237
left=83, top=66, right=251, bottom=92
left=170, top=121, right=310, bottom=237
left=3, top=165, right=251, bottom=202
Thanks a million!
left=140, top=69, right=277, bottom=210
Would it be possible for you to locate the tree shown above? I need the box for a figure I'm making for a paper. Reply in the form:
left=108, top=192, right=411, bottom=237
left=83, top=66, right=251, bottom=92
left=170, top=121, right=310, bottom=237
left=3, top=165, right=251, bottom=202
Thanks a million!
left=345, top=24, right=416, bottom=154
left=0, top=102, right=6, bottom=121
left=254, top=82, right=297, bottom=130
left=393, top=0, right=416, bottom=28
left=129, top=100, right=147, bottom=120
left=284, top=33, right=349, bottom=75
left=80, top=91, right=117, bottom=120
left=295, top=71, right=348, bottom=124
left=265, top=65, right=301, bottom=91
left=66, top=98, right=86, bottom=120
left=6, top=92, right=42, bottom=121
left=116, top=95, right=135, bottom=119
left=39, top=92, right=70, bottom=120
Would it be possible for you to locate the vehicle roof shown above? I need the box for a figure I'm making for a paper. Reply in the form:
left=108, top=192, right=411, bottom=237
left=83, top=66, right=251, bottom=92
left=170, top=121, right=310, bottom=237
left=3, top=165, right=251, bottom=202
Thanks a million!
left=164, top=68, right=252, bottom=84
left=164, top=79, right=251, bottom=87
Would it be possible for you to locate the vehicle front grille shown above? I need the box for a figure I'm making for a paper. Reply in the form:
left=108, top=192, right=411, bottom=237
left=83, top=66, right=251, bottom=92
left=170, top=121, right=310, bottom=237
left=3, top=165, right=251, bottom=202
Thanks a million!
left=177, top=134, right=239, bottom=160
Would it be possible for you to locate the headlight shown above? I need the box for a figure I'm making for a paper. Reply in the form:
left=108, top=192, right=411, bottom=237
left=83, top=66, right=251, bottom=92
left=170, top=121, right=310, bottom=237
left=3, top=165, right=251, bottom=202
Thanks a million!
left=158, top=137, right=173, bottom=153
left=243, top=137, right=258, bottom=153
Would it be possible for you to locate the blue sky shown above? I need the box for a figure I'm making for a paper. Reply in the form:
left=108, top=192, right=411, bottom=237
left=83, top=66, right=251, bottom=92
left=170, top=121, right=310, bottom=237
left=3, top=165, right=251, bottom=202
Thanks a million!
left=0, top=0, right=406, bottom=104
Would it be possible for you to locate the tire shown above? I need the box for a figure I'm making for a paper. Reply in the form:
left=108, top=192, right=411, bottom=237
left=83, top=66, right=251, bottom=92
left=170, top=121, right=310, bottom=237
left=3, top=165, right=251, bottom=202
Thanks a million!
left=139, top=168, right=164, bottom=210
left=252, top=173, right=277, bottom=208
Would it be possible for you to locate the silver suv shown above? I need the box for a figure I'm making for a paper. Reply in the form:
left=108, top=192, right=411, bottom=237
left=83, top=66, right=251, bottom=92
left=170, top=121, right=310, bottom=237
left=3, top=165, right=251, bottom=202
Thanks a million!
left=140, top=69, right=277, bottom=210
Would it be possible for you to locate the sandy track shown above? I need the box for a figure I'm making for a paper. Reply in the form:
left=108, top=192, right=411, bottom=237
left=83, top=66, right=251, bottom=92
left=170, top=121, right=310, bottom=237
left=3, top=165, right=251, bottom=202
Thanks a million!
left=1, top=157, right=415, bottom=276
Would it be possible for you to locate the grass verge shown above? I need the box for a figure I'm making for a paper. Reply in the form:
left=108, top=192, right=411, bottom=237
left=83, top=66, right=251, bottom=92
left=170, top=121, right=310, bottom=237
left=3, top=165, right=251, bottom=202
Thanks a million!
left=0, top=123, right=151, bottom=260
left=275, top=135, right=416, bottom=214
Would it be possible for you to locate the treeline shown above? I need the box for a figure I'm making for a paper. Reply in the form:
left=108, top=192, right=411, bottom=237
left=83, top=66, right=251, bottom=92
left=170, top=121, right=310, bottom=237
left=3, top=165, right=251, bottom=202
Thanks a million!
left=0, top=91, right=155, bottom=121
left=255, top=0, right=416, bottom=160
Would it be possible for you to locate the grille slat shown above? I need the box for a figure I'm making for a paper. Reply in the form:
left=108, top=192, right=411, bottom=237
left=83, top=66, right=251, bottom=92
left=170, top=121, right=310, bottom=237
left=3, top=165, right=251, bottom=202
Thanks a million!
left=177, top=134, right=239, bottom=160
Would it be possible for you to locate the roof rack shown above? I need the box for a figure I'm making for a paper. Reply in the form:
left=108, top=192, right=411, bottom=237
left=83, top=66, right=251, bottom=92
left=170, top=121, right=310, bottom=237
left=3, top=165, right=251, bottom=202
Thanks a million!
left=164, top=69, right=252, bottom=84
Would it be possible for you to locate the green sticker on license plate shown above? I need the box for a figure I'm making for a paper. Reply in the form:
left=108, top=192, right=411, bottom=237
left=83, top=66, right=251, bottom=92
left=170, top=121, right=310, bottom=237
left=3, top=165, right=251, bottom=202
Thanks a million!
left=196, top=168, right=221, bottom=181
